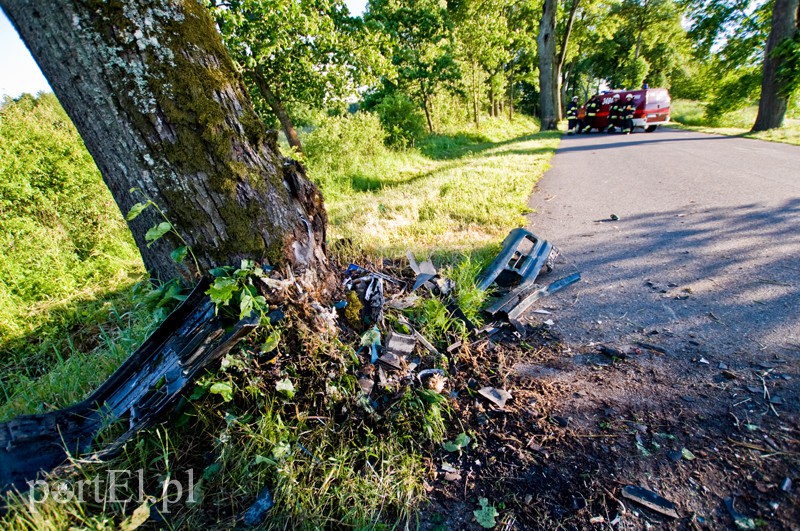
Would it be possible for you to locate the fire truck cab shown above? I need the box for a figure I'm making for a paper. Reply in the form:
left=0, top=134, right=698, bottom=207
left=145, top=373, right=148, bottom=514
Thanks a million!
left=577, top=88, right=671, bottom=133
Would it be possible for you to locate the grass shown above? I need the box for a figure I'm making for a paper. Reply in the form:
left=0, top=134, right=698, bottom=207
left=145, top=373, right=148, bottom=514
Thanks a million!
left=0, top=110, right=560, bottom=529
left=670, top=99, right=800, bottom=146
left=318, top=116, right=559, bottom=257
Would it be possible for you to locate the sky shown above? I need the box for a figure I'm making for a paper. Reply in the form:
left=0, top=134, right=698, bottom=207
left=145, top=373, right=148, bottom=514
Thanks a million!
left=0, top=0, right=368, bottom=100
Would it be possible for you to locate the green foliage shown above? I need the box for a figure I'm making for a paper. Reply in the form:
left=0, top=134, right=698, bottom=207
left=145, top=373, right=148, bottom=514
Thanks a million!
left=474, top=497, right=499, bottom=528
left=206, top=260, right=268, bottom=321
left=366, top=0, right=461, bottom=131
left=704, top=68, right=762, bottom=123
left=776, top=33, right=800, bottom=97
left=302, top=111, right=392, bottom=193
left=209, top=0, right=379, bottom=141
left=375, top=92, right=428, bottom=147
left=442, top=432, right=471, bottom=452
left=0, top=94, right=141, bottom=308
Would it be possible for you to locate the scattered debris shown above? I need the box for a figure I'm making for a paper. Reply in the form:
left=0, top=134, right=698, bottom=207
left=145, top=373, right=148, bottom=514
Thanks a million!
left=780, top=477, right=792, bottom=493
left=597, top=344, right=627, bottom=360
left=724, top=496, right=756, bottom=530
left=478, top=386, right=513, bottom=408
left=384, top=330, right=417, bottom=357
left=407, top=250, right=438, bottom=291
left=242, top=486, right=274, bottom=527
left=632, top=341, right=668, bottom=355
left=620, top=485, right=679, bottom=518
left=477, top=228, right=579, bottom=320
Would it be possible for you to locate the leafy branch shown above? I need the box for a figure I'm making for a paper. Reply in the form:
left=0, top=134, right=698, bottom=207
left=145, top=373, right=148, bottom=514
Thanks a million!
left=126, top=188, right=200, bottom=275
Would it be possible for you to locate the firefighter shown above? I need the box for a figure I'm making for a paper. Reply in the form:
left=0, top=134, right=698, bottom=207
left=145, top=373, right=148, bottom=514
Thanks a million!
left=622, top=93, right=635, bottom=134
left=606, top=94, right=621, bottom=133
left=566, top=95, right=579, bottom=135
left=582, top=95, right=600, bottom=133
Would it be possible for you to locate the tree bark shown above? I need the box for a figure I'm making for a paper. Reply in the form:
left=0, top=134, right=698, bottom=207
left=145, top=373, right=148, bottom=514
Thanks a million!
left=556, top=0, right=581, bottom=121
left=253, top=73, right=303, bottom=154
left=0, top=0, right=330, bottom=283
left=538, top=0, right=558, bottom=130
left=423, top=91, right=434, bottom=133
left=752, top=0, right=799, bottom=132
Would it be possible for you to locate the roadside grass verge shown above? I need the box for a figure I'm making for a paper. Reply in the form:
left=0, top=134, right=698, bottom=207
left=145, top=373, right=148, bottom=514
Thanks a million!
left=670, top=99, right=800, bottom=146
left=0, top=109, right=559, bottom=529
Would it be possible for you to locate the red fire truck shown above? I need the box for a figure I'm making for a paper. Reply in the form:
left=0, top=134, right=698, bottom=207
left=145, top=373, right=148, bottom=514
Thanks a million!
left=577, top=88, right=671, bottom=133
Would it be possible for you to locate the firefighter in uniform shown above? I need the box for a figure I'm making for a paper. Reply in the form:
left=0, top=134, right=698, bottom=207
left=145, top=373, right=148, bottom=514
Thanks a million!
left=622, top=93, right=635, bottom=134
left=606, top=94, right=621, bottom=133
left=566, top=96, right=579, bottom=135
left=582, top=96, right=600, bottom=133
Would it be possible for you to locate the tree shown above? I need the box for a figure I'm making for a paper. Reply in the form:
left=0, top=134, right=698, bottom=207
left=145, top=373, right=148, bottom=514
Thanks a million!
left=0, top=0, right=330, bottom=284
left=209, top=0, right=368, bottom=153
left=538, top=0, right=559, bottom=129
left=752, top=0, right=799, bottom=131
left=367, top=0, right=460, bottom=132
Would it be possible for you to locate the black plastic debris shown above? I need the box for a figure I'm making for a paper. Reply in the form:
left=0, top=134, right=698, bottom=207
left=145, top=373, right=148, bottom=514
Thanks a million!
left=621, top=485, right=679, bottom=518
left=0, top=278, right=258, bottom=493
left=242, top=486, right=275, bottom=527
left=478, top=229, right=580, bottom=320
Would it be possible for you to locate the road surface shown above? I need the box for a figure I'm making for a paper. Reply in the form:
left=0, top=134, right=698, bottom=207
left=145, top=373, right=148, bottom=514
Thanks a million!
left=527, top=127, right=800, bottom=359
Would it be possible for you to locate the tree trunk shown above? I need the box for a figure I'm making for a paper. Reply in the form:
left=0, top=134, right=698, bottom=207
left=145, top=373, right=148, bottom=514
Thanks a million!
left=752, top=0, right=799, bottom=132
left=423, top=93, right=435, bottom=133
left=538, top=0, right=558, bottom=130
left=1, top=0, right=330, bottom=284
left=508, top=70, right=515, bottom=120
left=556, top=0, right=581, bottom=121
left=253, top=73, right=303, bottom=154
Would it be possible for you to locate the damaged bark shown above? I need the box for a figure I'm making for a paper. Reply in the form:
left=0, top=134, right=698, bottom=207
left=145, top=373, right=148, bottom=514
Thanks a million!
left=0, top=0, right=330, bottom=284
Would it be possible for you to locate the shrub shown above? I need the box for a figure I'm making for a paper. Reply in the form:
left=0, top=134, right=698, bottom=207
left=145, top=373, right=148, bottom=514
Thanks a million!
left=374, top=92, right=427, bottom=147
left=301, top=112, right=390, bottom=192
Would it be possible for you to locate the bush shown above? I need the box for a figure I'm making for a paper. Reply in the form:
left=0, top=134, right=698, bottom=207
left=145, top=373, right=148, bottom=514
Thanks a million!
left=375, top=93, right=427, bottom=147
left=0, top=93, right=142, bottom=341
left=302, top=112, right=390, bottom=192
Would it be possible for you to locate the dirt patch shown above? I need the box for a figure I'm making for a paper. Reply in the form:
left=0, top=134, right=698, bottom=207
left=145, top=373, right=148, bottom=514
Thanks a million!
left=418, top=325, right=800, bottom=530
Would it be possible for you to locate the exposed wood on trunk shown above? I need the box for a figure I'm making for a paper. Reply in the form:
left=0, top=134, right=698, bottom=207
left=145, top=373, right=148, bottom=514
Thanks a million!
left=752, top=0, right=799, bottom=131
left=253, top=72, right=303, bottom=154
left=0, top=0, right=331, bottom=285
left=538, top=0, right=558, bottom=129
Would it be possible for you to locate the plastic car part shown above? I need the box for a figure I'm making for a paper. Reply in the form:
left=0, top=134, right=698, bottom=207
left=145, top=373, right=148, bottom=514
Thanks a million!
left=477, top=228, right=556, bottom=290
left=0, top=278, right=259, bottom=494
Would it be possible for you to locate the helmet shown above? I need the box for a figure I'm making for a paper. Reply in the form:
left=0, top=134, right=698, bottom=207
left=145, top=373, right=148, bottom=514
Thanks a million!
left=626, top=93, right=633, bottom=100
left=613, top=94, right=620, bottom=100
left=572, top=96, right=578, bottom=101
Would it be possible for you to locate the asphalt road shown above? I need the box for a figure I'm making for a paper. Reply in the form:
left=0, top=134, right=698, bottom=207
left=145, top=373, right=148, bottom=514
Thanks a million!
left=527, top=127, right=800, bottom=360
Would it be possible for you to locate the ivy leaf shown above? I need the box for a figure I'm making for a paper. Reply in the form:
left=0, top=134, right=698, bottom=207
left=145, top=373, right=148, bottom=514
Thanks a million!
left=473, top=498, right=499, bottom=529
left=261, top=331, right=280, bottom=354
left=126, top=202, right=150, bottom=221
left=207, top=277, right=237, bottom=307
left=209, top=382, right=233, bottom=402
left=443, top=432, right=471, bottom=452
left=239, top=291, right=254, bottom=320
left=170, top=245, right=188, bottom=263
left=145, top=221, right=172, bottom=246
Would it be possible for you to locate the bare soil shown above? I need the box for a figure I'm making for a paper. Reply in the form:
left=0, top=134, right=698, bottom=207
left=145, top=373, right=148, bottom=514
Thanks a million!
left=416, top=290, right=800, bottom=530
